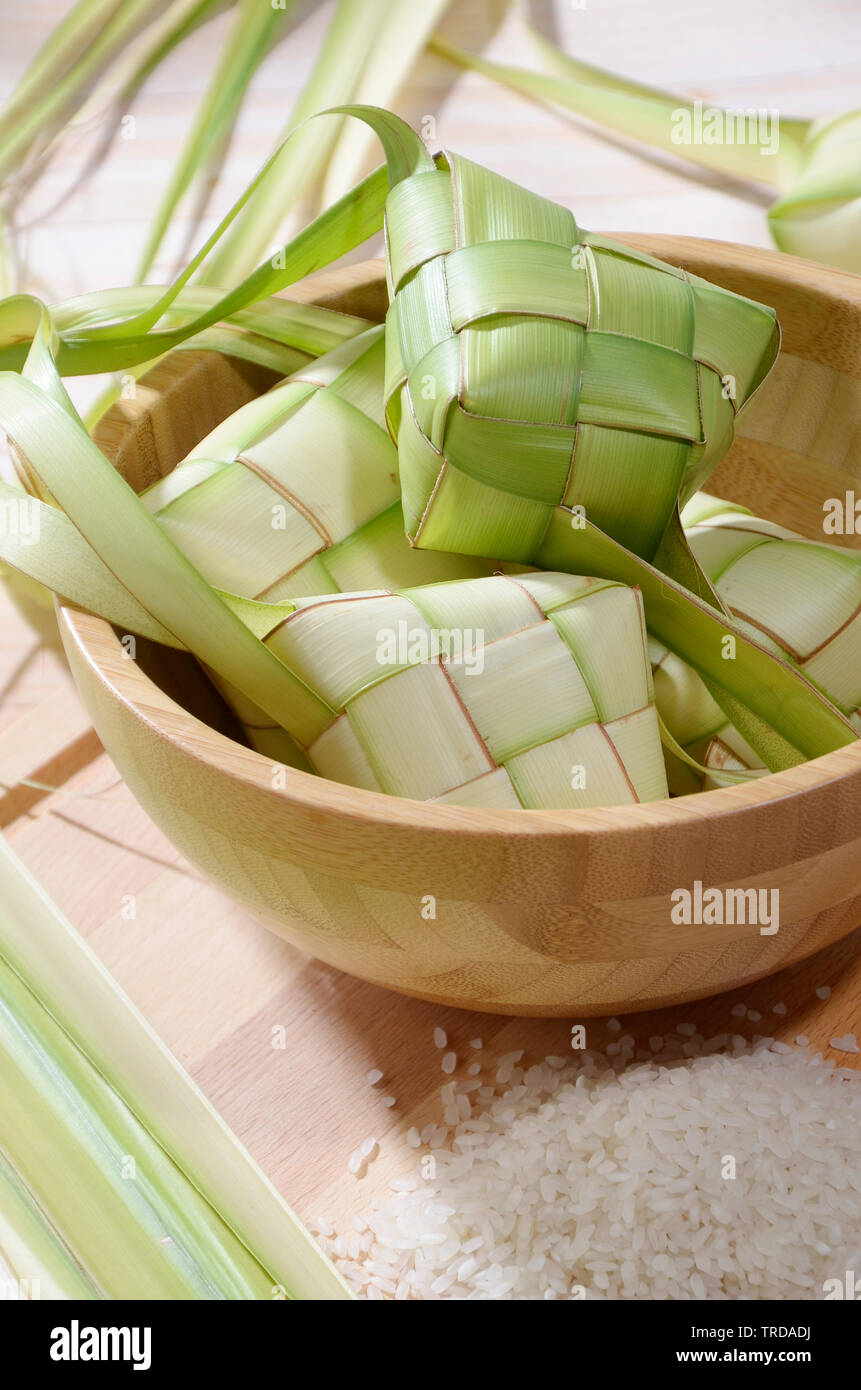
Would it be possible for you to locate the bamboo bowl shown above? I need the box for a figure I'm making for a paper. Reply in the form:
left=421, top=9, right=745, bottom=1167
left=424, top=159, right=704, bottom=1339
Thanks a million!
left=59, top=242, right=861, bottom=1017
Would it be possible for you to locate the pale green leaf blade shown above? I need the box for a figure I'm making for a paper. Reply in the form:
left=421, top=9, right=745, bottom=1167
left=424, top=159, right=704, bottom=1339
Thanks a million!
left=536, top=508, right=855, bottom=767
left=429, top=31, right=803, bottom=191
left=0, top=834, right=351, bottom=1299
left=0, top=347, right=331, bottom=746
left=136, top=0, right=295, bottom=280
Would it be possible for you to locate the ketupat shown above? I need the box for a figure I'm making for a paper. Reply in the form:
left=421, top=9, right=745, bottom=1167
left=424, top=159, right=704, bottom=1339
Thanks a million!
left=142, top=327, right=494, bottom=604
left=652, top=494, right=861, bottom=792
left=382, top=148, right=778, bottom=565
left=0, top=316, right=666, bottom=808
left=136, top=325, right=500, bottom=761
left=326, top=108, right=848, bottom=773
left=255, top=572, right=668, bottom=810
left=0, top=286, right=375, bottom=681
left=0, top=476, right=668, bottom=807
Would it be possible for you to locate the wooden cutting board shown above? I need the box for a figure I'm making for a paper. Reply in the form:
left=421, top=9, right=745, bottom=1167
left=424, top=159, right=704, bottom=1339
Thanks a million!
left=1, top=578, right=859, bottom=1247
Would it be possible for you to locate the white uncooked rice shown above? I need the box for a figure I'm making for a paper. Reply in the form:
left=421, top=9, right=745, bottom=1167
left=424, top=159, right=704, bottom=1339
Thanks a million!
left=319, top=1034, right=861, bottom=1300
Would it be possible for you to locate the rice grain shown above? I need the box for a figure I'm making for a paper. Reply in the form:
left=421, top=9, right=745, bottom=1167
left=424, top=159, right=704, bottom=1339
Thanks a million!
left=324, top=1035, right=861, bottom=1300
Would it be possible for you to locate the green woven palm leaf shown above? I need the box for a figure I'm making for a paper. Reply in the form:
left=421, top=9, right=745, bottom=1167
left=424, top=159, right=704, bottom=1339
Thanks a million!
left=652, top=493, right=861, bottom=790
left=258, top=572, right=668, bottom=809
left=318, top=108, right=848, bottom=773
left=143, top=326, right=495, bottom=605
left=382, top=152, right=778, bottom=564
left=0, top=286, right=375, bottom=664
left=1, top=323, right=495, bottom=770
left=136, top=326, right=505, bottom=760
left=0, top=308, right=666, bottom=807
left=0, top=479, right=665, bottom=806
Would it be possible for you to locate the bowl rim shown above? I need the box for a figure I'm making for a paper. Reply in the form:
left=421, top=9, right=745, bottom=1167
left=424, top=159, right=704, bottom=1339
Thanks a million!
left=59, top=235, right=861, bottom=845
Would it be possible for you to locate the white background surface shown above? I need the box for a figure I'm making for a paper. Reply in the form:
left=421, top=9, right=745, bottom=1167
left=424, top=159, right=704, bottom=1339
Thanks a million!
left=5, top=0, right=861, bottom=301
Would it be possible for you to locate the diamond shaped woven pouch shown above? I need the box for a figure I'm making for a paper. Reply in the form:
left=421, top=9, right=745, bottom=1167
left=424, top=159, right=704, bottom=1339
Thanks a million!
left=382, top=152, right=779, bottom=564
left=260, top=572, right=668, bottom=809
left=651, top=493, right=861, bottom=789
left=140, top=326, right=501, bottom=761
left=143, top=327, right=495, bottom=604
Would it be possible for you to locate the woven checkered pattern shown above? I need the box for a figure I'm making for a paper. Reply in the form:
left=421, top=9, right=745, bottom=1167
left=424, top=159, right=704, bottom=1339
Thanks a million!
left=686, top=500, right=861, bottom=722
left=146, top=329, right=492, bottom=604
left=261, top=572, right=668, bottom=809
left=382, top=154, right=779, bottom=564
left=652, top=494, right=861, bottom=787
left=142, top=329, right=498, bottom=766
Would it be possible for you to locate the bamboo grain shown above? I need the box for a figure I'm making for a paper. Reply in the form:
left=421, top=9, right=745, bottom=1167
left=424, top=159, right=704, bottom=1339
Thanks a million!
left=49, top=241, right=861, bottom=1017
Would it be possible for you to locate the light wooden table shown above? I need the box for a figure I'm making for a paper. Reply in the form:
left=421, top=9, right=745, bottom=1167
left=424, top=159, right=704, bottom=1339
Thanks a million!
left=2, top=623, right=859, bottom=1241
left=2, top=0, right=860, bottom=1260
